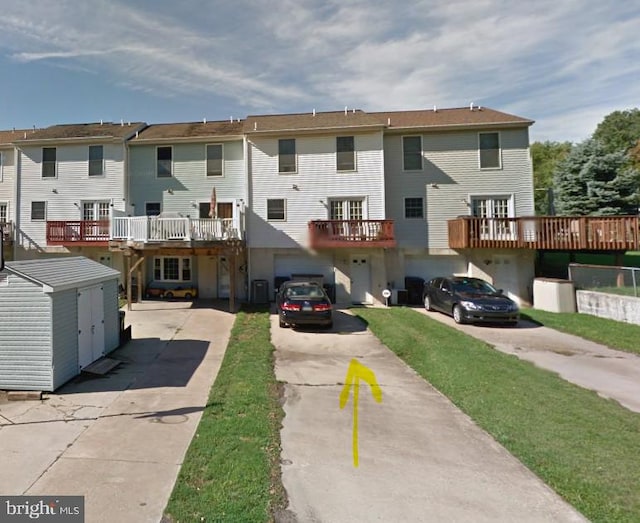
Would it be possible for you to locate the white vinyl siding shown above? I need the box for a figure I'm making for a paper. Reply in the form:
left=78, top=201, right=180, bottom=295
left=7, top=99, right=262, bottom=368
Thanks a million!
left=248, top=131, right=384, bottom=248
left=384, top=128, right=533, bottom=249
left=128, top=140, right=244, bottom=219
left=0, top=151, right=3, bottom=181
left=17, top=143, right=127, bottom=250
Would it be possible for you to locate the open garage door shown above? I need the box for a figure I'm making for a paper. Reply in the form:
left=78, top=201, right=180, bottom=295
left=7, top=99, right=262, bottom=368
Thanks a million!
left=404, top=255, right=466, bottom=282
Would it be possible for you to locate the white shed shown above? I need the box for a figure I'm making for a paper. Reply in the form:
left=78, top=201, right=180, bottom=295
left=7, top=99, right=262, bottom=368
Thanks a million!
left=0, top=257, right=121, bottom=391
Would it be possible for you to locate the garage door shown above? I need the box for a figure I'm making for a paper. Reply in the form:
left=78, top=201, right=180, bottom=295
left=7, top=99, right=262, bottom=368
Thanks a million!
left=404, top=255, right=466, bottom=282
left=274, top=254, right=335, bottom=284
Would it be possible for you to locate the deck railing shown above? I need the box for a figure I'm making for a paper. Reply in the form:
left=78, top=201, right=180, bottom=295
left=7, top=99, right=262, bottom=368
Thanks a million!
left=47, top=220, right=110, bottom=244
left=448, top=216, right=640, bottom=250
left=309, top=219, right=396, bottom=248
left=110, top=216, right=242, bottom=242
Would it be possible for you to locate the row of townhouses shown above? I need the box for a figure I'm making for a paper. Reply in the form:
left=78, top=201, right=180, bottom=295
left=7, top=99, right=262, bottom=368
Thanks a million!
left=0, top=106, right=537, bottom=307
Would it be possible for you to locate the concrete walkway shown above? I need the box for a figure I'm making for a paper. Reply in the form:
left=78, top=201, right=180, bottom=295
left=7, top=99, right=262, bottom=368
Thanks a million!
left=272, top=310, right=587, bottom=522
left=415, top=307, right=640, bottom=413
left=0, top=301, right=234, bottom=523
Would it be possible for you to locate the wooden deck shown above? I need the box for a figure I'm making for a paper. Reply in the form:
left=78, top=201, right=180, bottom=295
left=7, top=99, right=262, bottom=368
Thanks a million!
left=309, top=219, right=396, bottom=249
left=448, top=216, right=640, bottom=251
left=47, top=220, right=110, bottom=246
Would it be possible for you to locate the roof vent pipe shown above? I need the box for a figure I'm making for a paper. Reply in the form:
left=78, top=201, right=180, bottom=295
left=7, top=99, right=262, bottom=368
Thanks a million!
left=344, top=106, right=348, bottom=115
left=387, top=117, right=391, bottom=126
left=313, top=108, right=316, bottom=116
left=433, top=105, right=437, bottom=112
left=470, top=102, right=474, bottom=111
left=230, top=116, right=233, bottom=123
left=254, top=122, right=257, bottom=131
left=203, top=118, right=207, bottom=124
left=100, top=119, right=103, bottom=125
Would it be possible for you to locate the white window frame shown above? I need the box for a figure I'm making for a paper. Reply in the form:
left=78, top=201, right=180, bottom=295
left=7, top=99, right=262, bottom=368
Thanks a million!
left=0, top=202, right=8, bottom=223
left=470, top=194, right=514, bottom=239
left=31, top=201, right=47, bottom=221
left=156, top=146, right=173, bottom=178
left=42, top=147, right=57, bottom=178
left=88, top=145, right=104, bottom=177
left=267, top=198, right=286, bottom=221
left=402, top=136, right=423, bottom=171
left=336, top=136, right=356, bottom=172
left=404, top=197, right=424, bottom=219
left=478, top=132, right=502, bottom=170
left=278, top=139, right=297, bottom=174
left=206, top=143, right=224, bottom=177
left=153, top=256, right=192, bottom=282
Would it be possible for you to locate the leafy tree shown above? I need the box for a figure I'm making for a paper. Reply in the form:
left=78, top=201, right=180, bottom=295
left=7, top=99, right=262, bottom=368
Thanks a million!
left=553, top=139, right=639, bottom=216
left=593, top=108, right=640, bottom=155
left=531, top=141, right=572, bottom=214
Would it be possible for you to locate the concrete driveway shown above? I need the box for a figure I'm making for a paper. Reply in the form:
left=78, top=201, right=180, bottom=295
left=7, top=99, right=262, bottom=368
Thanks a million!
left=272, top=309, right=586, bottom=522
left=414, top=307, right=640, bottom=413
left=0, top=301, right=234, bottom=523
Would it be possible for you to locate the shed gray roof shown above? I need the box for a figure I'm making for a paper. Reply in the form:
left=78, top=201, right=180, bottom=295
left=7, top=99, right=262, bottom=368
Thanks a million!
left=5, top=257, right=120, bottom=292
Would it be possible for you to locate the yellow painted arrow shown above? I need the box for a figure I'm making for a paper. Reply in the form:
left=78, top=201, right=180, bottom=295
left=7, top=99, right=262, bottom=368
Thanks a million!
left=339, top=358, right=382, bottom=467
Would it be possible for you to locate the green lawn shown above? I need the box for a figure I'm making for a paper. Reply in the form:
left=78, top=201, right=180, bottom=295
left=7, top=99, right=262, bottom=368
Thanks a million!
left=163, top=307, right=285, bottom=522
left=522, top=308, right=640, bottom=356
left=356, top=307, right=640, bottom=523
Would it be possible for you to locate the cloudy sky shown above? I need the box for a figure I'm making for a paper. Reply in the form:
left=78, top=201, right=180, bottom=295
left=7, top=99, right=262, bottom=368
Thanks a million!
left=0, top=0, right=638, bottom=142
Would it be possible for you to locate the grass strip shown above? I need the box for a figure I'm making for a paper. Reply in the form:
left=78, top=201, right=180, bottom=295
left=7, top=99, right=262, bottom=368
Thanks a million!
left=355, top=307, right=640, bottom=523
left=164, top=307, right=285, bottom=522
left=522, top=308, right=640, bottom=356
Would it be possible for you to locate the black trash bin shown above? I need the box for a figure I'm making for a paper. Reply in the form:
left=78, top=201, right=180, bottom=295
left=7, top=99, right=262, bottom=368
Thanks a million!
left=404, top=276, right=425, bottom=305
left=252, top=279, right=269, bottom=304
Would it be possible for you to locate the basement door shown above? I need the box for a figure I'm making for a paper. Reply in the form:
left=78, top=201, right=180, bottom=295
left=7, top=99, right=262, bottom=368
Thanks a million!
left=350, top=256, right=370, bottom=304
left=218, top=256, right=230, bottom=298
left=78, top=285, right=105, bottom=368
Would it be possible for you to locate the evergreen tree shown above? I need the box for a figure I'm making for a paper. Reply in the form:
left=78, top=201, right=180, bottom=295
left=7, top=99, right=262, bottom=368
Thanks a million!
left=531, top=141, right=572, bottom=214
left=553, top=139, right=640, bottom=216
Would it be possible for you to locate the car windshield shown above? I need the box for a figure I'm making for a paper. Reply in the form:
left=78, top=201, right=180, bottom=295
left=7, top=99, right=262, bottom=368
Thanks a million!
left=453, top=279, right=498, bottom=294
left=286, top=285, right=324, bottom=299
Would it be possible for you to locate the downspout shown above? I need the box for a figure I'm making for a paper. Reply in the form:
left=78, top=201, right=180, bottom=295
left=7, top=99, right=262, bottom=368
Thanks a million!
left=244, top=135, right=252, bottom=302
left=13, top=145, right=21, bottom=260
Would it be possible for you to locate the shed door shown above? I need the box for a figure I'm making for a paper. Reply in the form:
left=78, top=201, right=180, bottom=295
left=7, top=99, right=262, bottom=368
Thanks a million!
left=78, top=285, right=105, bottom=368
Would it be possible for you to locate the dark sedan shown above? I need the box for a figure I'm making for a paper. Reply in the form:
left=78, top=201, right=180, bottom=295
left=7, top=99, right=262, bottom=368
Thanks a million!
left=423, top=276, right=519, bottom=326
left=276, top=281, right=333, bottom=329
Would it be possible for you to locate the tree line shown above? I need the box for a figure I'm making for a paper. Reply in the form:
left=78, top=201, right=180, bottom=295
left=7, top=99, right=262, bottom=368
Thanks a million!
left=532, top=108, right=640, bottom=215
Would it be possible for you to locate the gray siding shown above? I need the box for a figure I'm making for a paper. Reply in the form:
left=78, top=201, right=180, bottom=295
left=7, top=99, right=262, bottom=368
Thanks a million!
left=384, top=128, right=533, bottom=250
left=17, top=143, right=127, bottom=251
left=103, top=280, right=120, bottom=353
left=0, top=148, right=16, bottom=221
left=51, top=289, right=79, bottom=389
left=0, top=273, right=53, bottom=390
left=248, top=132, right=385, bottom=248
left=128, top=140, right=245, bottom=216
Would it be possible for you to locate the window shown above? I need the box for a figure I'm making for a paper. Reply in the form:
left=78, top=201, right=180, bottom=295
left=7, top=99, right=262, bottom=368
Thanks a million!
left=88, top=145, right=104, bottom=176
left=206, top=144, right=223, bottom=176
left=403, top=136, right=422, bottom=171
left=153, top=256, right=192, bottom=282
left=404, top=197, right=424, bottom=219
left=82, top=201, right=109, bottom=221
left=42, top=147, right=57, bottom=178
left=146, top=202, right=161, bottom=216
left=267, top=199, right=286, bottom=221
left=157, top=146, right=172, bottom=177
left=329, top=199, right=363, bottom=220
left=31, top=201, right=46, bottom=220
left=471, top=195, right=513, bottom=239
left=336, top=136, right=355, bottom=171
left=278, top=139, right=296, bottom=173
left=479, top=132, right=501, bottom=169
left=0, top=203, right=7, bottom=223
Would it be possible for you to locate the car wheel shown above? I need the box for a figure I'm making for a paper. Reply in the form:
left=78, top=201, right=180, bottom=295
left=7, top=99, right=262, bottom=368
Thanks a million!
left=279, top=317, right=288, bottom=328
left=165, top=291, right=174, bottom=299
left=453, top=305, right=465, bottom=324
left=424, top=295, right=432, bottom=311
left=325, top=321, right=333, bottom=330
left=185, top=293, right=192, bottom=300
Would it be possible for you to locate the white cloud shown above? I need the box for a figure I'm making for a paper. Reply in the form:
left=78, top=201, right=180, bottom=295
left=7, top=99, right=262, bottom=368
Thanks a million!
left=0, top=0, right=637, bottom=140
